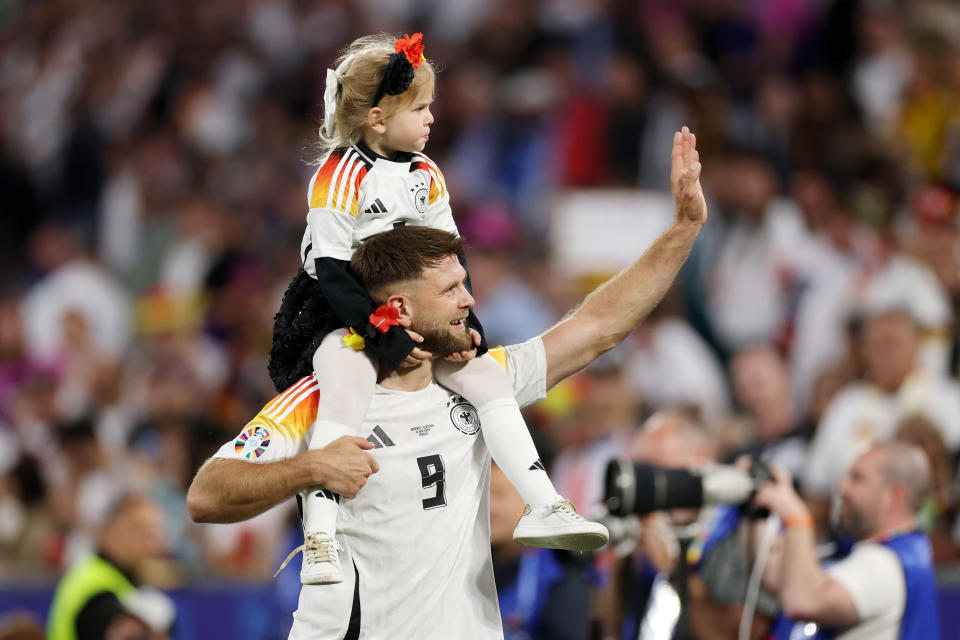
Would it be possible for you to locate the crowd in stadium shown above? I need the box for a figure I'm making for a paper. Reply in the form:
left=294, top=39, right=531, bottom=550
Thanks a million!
left=2, top=0, right=960, bottom=637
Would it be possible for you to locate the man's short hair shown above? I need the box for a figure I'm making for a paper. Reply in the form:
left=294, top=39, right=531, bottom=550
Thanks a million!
left=350, top=227, right=465, bottom=295
left=876, top=441, right=932, bottom=512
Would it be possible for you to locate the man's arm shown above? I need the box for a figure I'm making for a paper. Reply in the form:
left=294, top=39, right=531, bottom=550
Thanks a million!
left=752, top=468, right=860, bottom=628
left=186, top=436, right=379, bottom=523
left=542, top=127, right=707, bottom=389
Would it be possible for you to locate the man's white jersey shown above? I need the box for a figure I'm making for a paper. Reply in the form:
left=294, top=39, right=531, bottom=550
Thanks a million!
left=300, top=141, right=457, bottom=275
left=214, top=338, right=548, bottom=639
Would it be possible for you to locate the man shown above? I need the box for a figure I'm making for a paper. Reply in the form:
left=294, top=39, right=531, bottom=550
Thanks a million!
left=48, top=494, right=175, bottom=640
left=754, top=442, right=940, bottom=639
left=186, top=127, right=707, bottom=638
left=726, top=344, right=808, bottom=480
left=803, top=308, right=960, bottom=497
left=607, top=412, right=774, bottom=640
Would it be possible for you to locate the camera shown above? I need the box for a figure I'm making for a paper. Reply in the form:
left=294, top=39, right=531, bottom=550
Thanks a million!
left=603, top=459, right=774, bottom=517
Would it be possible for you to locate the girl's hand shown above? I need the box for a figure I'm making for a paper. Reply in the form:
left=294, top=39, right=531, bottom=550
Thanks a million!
left=444, top=328, right=481, bottom=363
left=400, top=330, right=432, bottom=368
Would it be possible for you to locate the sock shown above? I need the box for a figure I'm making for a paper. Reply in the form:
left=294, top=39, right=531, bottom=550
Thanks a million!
left=435, top=356, right=559, bottom=507
left=303, top=331, right=378, bottom=538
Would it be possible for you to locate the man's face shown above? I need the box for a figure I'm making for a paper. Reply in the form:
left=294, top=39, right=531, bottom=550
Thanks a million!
left=407, top=254, right=475, bottom=357
left=862, top=312, right=919, bottom=392
left=837, top=449, right=889, bottom=540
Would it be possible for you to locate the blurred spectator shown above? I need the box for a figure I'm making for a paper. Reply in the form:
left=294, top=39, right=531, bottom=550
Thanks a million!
left=490, top=463, right=590, bottom=640
left=623, top=299, right=730, bottom=428
left=804, top=309, right=960, bottom=499
left=551, top=361, right=639, bottom=516
left=47, top=494, right=175, bottom=640
left=723, top=344, right=809, bottom=481
left=694, top=148, right=809, bottom=356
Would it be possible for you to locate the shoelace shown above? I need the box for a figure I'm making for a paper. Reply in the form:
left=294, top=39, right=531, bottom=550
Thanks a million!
left=551, top=499, right=585, bottom=521
left=273, top=535, right=342, bottom=578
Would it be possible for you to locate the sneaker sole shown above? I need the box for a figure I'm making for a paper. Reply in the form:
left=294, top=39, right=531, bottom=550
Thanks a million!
left=513, top=531, right=609, bottom=552
left=301, top=573, right=344, bottom=585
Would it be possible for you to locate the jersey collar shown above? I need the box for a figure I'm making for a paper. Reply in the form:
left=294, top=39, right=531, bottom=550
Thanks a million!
left=355, top=139, right=414, bottom=165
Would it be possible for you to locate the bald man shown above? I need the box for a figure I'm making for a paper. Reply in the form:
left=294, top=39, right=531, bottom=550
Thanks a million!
left=754, top=442, right=940, bottom=639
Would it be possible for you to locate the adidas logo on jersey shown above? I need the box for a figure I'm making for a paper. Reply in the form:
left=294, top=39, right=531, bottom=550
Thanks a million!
left=363, top=198, right=388, bottom=215
left=529, top=459, right=546, bottom=471
left=315, top=488, right=341, bottom=503
left=366, top=425, right=395, bottom=448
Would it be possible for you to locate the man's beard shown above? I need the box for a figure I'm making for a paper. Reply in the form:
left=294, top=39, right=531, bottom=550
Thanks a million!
left=415, top=318, right=474, bottom=357
left=835, top=503, right=870, bottom=541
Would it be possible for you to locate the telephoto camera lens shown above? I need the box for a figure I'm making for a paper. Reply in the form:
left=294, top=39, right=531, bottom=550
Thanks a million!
left=604, top=460, right=757, bottom=516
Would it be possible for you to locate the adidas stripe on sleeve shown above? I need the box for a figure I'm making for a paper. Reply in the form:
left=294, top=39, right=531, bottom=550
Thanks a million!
left=305, top=149, right=369, bottom=261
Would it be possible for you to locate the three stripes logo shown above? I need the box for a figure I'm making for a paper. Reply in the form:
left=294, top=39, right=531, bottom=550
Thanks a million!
left=363, top=198, right=388, bottom=215
left=529, top=459, right=546, bottom=471
left=315, top=488, right=341, bottom=504
left=366, top=425, right=395, bottom=449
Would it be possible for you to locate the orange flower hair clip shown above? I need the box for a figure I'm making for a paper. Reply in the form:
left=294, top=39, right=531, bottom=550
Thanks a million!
left=372, top=32, right=428, bottom=107
left=369, top=305, right=400, bottom=334
left=395, top=33, right=425, bottom=68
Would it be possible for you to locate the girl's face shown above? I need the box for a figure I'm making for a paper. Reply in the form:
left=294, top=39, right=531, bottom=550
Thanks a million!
left=379, top=92, right=434, bottom=155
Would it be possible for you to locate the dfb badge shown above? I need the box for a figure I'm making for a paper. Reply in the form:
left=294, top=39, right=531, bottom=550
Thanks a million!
left=447, top=395, right=480, bottom=436
left=410, top=181, right=427, bottom=215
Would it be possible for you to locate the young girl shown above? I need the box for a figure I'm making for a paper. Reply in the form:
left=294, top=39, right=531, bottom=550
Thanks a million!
left=270, top=33, right=608, bottom=585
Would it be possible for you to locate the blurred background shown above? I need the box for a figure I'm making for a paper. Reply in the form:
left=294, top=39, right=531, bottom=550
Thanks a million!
left=2, top=0, right=960, bottom=637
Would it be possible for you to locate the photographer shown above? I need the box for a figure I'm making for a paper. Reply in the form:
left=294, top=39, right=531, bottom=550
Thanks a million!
left=604, top=412, right=774, bottom=640
left=753, top=442, right=939, bottom=639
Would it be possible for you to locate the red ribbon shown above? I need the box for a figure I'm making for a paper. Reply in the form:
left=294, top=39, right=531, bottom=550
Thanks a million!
left=369, top=305, right=400, bottom=334
left=396, top=33, right=425, bottom=69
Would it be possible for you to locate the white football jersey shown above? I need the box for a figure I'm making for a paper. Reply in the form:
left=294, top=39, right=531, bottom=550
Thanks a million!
left=300, top=141, right=458, bottom=274
left=214, top=338, right=548, bottom=639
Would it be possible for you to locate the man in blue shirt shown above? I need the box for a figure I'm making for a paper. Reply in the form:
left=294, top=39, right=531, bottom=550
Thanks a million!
left=754, top=441, right=939, bottom=639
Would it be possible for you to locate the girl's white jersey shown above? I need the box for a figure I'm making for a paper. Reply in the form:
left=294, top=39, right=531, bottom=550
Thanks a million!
left=300, top=141, right=458, bottom=273
left=214, top=338, right=548, bottom=639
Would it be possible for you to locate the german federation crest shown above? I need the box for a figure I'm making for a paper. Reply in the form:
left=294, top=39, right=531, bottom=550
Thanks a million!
left=448, top=397, right=480, bottom=435
left=235, top=425, right=271, bottom=459
left=414, top=186, right=428, bottom=214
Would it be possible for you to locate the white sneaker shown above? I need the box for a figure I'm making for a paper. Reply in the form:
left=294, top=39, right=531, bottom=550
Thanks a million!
left=274, top=532, right=343, bottom=584
left=512, top=498, right=609, bottom=551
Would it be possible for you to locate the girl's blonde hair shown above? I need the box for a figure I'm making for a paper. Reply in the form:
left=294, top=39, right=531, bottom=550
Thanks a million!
left=317, top=34, right=435, bottom=160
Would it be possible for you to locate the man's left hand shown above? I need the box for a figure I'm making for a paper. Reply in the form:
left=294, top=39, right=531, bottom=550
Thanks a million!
left=671, top=126, right=707, bottom=227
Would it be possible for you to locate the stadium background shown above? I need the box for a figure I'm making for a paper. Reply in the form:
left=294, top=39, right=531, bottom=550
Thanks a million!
left=2, top=0, right=960, bottom=637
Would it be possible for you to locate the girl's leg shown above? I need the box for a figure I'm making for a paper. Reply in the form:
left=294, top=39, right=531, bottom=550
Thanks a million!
left=435, top=355, right=608, bottom=551
left=300, top=330, right=377, bottom=584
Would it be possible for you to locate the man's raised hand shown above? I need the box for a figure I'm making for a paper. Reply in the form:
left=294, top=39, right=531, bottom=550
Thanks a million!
left=670, top=126, right=707, bottom=226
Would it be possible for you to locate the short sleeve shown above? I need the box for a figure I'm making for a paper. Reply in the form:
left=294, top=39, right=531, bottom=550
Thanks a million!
left=413, top=153, right=458, bottom=236
left=828, top=543, right=905, bottom=621
left=490, top=336, right=547, bottom=408
left=213, top=376, right=319, bottom=462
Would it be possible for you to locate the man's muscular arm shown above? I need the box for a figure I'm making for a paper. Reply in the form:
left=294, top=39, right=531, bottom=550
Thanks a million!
left=187, top=436, right=379, bottom=523
left=542, top=127, right=707, bottom=389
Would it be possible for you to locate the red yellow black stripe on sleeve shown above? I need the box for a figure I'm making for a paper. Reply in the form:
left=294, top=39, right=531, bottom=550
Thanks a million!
left=309, top=149, right=369, bottom=216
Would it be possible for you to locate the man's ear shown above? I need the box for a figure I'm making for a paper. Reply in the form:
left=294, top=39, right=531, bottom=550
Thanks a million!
left=386, top=293, right=413, bottom=328
left=367, top=107, right=386, bottom=134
